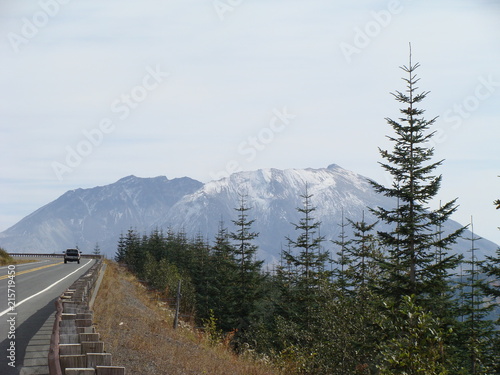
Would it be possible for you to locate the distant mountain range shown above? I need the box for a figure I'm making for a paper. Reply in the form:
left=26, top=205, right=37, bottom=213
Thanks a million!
left=0, top=164, right=497, bottom=263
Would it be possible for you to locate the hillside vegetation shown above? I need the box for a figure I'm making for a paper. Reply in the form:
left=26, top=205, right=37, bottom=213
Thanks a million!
left=0, top=247, right=14, bottom=265
left=93, top=260, right=280, bottom=375
left=111, top=56, right=500, bottom=374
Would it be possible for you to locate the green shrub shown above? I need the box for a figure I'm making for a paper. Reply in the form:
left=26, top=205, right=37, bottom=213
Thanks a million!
left=0, top=247, right=14, bottom=266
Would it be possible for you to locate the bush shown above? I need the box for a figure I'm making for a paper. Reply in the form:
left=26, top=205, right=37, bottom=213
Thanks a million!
left=0, top=247, right=14, bottom=266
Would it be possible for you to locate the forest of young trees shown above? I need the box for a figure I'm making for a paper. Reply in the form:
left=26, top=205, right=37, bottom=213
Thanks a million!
left=114, top=55, right=500, bottom=374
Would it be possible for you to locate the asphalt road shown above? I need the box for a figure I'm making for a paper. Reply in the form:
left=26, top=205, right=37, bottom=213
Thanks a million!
left=0, top=258, right=96, bottom=374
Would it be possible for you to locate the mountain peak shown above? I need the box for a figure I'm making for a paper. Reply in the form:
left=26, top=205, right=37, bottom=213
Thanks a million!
left=116, top=175, right=169, bottom=184
left=0, top=165, right=496, bottom=263
left=117, top=175, right=140, bottom=183
left=327, top=163, right=342, bottom=170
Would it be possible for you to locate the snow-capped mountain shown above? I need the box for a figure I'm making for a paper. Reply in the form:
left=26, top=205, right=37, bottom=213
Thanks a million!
left=0, top=164, right=497, bottom=263
left=157, top=164, right=397, bottom=261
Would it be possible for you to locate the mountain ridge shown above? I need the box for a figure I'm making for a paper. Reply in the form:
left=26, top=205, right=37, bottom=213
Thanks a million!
left=0, top=164, right=497, bottom=263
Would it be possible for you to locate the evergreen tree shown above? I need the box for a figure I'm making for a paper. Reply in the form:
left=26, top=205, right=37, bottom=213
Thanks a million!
left=209, top=220, right=239, bottom=331
left=281, top=187, right=329, bottom=327
left=163, top=227, right=188, bottom=267
left=482, top=250, right=500, bottom=302
left=144, top=228, right=167, bottom=261
left=345, top=212, right=381, bottom=296
left=115, top=233, right=126, bottom=262
left=122, top=228, right=142, bottom=273
left=333, top=213, right=383, bottom=371
left=93, top=242, right=101, bottom=256
left=189, top=233, right=212, bottom=323
left=377, top=295, right=450, bottom=375
left=229, top=194, right=264, bottom=332
left=455, top=218, right=496, bottom=373
left=283, top=186, right=329, bottom=288
left=369, top=48, right=464, bottom=313
left=230, top=194, right=262, bottom=273
left=275, top=186, right=332, bottom=362
left=331, top=208, right=353, bottom=292
left=276, top=231, right=381, bottom=374
left=479, top=195, right=500, bottom=372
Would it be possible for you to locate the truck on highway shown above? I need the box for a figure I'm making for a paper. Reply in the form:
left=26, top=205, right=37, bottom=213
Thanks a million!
left=63, top=248, right=81, bottom=264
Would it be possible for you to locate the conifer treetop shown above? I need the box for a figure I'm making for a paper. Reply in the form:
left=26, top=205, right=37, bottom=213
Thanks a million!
left=369, top=46, right=465, bottom=301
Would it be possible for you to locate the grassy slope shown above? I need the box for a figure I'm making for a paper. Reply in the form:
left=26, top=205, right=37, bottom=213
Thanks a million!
left=93, top=261, right=280, bottom=375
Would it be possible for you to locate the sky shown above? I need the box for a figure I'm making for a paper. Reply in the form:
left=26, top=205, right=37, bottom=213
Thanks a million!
left=1, top=0, right=499, bottom=245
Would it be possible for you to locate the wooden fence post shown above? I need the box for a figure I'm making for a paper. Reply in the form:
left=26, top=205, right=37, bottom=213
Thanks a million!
left=173, top=280, right=181, bottom=329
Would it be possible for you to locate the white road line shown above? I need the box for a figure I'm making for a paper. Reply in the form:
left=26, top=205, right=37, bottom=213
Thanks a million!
left=0, top=260, right=92, bottom=317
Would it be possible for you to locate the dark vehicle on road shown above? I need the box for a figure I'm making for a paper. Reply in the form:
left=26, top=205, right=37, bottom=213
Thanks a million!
left=64, top=248, right=81, bottom=264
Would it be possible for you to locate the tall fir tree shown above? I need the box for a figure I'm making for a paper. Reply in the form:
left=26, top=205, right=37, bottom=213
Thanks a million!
left=377, top=295, right=450, bottom=375
left=369, top=48, right=464, bottom=313
left=279, top=186, right=330, bottom=335
left=162, top=227, right=188, bottom=268
left=455, top=218, right=496, bottom=373
left=122, top=228, right=143, bottom=272
left=229, top=194, right=264, bottom=331
left=342, top=212, right=383, bottom=370
left=144, top=228, right=167, bottom=261
left=331, top=208, right=353, bottom=292
left=115, top=232, right=126, bottom=262
left=93, top=242, right=101, bottom=256
left=283, top=185, right=329, bottom=287
left=189, top=232, right=213, bottom=323
left=345, top=212, right=381, bottom=296
left=209, top=220, right=239, bottom=331
left=482, top=251, right=500, bottom=303
left=479, top=189, right=500, bottom=372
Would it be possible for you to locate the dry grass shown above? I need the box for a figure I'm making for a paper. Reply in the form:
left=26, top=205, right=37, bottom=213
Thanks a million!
left=93, top=260, right=281, bottom=375
left=0, top=248, right=45, bottom=266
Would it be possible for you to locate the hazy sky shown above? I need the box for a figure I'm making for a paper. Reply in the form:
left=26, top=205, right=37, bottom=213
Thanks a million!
left=1, top=0, right=499, bottom=245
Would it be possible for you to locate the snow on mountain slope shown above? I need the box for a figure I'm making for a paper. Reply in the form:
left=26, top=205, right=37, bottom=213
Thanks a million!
left=156, top=164, right=496, bottom=263
left=0, top=164, right=497, bottom=263
left=158, top=164, right=388, bottom=261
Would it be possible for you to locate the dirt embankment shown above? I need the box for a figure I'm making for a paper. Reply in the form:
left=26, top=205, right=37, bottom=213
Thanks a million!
left=93, top=261, right=279, bottom=375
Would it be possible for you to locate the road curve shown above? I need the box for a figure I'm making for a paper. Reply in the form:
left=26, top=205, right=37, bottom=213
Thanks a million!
left=0, top=257, right=96, bottom=374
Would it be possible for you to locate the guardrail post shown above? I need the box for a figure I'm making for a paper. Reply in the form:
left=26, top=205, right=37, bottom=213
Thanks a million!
left=87, top=353, right=112, bottom=367
left=95, top=366, right=126, bottom=375
left=60, top=355, right=87, bottom=371
left=47, top=259, right=126, bottom=375
left=65, top=369, right=96, bottom=375
left=48, top=299, right=63, bottom=375
left=173, top=279, right=181, bottom=329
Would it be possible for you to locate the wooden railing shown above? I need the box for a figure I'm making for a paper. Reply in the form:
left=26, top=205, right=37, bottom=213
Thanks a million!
left=47, top=259, right=126, bottom=375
